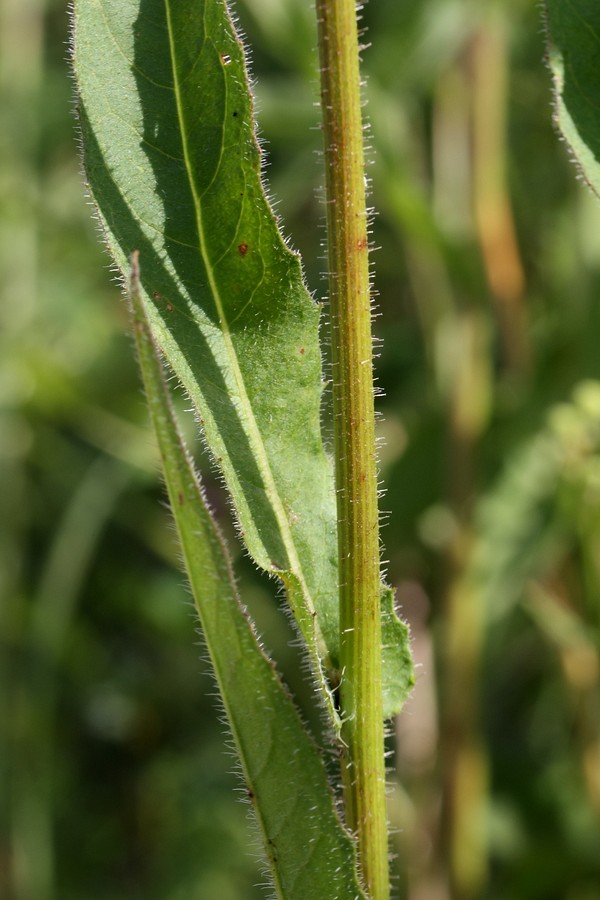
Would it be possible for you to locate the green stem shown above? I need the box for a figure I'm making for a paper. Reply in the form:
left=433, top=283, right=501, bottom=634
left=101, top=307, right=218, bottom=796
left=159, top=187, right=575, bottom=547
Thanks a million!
left=315, top=1, right=388, bottom=896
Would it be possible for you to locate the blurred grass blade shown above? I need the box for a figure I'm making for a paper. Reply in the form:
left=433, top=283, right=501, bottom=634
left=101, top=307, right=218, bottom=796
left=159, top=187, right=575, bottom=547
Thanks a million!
left=128, top=253, right=365, bottom=900
left=72, top=0, right=412, bottom=722
left=545, top=1, right=600, bottom=197
left=465, top=381, right=600, bottom=622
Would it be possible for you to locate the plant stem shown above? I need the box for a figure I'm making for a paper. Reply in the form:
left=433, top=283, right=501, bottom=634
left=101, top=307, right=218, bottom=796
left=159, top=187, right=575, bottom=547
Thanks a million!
left=315, top=1, right=388, bottom=896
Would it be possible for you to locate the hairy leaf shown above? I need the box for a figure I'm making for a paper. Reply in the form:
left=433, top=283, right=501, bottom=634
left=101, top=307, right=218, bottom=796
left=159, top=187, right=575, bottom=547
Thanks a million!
left=381, top=587, right=414, bottom=717
left=128, top=254, right=366, bottom=900
left=72, top=0, right=412, bottom=721
left=545, top=1, right=600, bottom=197
left=73, top=0, right=339, bottom=709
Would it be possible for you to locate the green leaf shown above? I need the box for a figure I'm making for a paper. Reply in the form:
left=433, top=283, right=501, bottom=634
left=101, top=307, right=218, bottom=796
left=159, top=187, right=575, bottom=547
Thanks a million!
left=73, top=0, right=339, bottom=714
left=128, top=254, right=366, bottom=900
left=381, top=587, right=414, bottom=718
left=72, top=0, right=412, bottom=722
left=544, top=0, right=600, bottom=196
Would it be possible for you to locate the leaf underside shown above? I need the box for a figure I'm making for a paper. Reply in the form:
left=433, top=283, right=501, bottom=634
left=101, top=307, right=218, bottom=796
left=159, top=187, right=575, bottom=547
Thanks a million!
left=73, top=0, right=413, bottom=719
left=544, top=0, right=600, bottom=197
left=129, top=260, right=366, bottom=899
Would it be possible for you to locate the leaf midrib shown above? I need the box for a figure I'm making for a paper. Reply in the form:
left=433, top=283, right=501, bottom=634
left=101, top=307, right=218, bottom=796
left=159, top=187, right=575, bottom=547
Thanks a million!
left=163, top=1, right=326, bottom=647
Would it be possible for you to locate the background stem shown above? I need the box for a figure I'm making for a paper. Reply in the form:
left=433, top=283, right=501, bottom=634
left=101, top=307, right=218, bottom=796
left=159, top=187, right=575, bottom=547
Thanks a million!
left=315, top=1, right=388, bottom=896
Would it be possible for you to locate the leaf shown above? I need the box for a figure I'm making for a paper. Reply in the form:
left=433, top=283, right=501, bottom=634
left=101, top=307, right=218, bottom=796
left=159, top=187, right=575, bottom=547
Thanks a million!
left=72, top=0, right=339, bottom=714
left=128, top=254, right=366, bottom=900
left=544, top=0, right=600, bottom=197
left=381, top=587, right=414, bottom=718
left=72, top=0, right=412, bottom=722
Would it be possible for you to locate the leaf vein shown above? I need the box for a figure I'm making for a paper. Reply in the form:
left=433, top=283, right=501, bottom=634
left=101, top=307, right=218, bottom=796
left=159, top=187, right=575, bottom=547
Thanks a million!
left=164, top=1, right=316, bottom=604
left=96, top=0, right=174, bottom=93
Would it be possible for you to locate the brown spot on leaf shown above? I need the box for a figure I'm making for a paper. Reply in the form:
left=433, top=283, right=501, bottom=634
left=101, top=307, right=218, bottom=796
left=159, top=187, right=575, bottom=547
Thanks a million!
left=238, top=243, right=249, bottom=256
left=154, top=291, right=174, bottom=312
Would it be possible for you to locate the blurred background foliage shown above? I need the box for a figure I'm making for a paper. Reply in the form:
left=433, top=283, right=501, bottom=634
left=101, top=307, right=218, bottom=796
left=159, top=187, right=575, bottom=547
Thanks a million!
left=2, top=0, right=600, bottom=897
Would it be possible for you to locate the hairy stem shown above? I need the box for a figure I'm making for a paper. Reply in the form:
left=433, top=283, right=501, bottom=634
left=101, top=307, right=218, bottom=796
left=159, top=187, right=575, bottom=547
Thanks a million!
left=315, top=0, right=388, bottom=896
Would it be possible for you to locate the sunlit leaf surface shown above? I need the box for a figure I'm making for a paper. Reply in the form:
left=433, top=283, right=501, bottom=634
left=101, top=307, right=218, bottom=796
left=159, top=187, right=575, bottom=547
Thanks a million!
left=73, top=0, right=412, bottom=719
